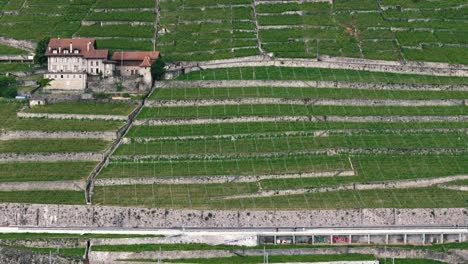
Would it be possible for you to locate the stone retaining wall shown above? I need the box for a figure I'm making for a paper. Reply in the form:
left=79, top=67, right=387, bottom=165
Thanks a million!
left=0, top=203, right=465, bottom=228
left=0, top=246, right=80, bottom=264
left=17, top=112, right=128, bottom=121
left=171, top=55, right=468, bottom=77
left=0, top=131, right=116, bottom=141
left=0, top=36, right=36, bottom=52
left=0, top=153, right=103, bottom=162
left=94, top=170, right=355, bottom=186
left=156, top=80, right=468, bottom=91
left=89, top=250, right=232, bottom=263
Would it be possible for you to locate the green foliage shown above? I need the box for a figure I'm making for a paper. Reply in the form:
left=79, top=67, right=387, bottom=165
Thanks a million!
left=0, top=76, right=17, bottom=98
left=33, top=37, right=50, bottom=65
left=37, top=77, right=52, bottom=89
left=151, top=58, right=166, bottom=81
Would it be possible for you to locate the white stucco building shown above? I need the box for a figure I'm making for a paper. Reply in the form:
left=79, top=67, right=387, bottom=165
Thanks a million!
left=44, top=38, right=115, bottom=91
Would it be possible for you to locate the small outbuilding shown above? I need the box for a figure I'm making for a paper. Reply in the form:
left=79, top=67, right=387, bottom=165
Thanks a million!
left=111, top=51, right=160, bottom=85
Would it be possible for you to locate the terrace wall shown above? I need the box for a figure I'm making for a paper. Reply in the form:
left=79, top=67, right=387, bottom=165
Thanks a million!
left=0, top=246, right=79, bottom=264
left=0, top=204, right=465, bottom=228
left=169, top=55, right=468, bottom=77
left=156, top=80, right=468, bottom=91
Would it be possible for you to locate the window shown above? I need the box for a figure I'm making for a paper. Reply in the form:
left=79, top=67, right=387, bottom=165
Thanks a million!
left=63, top=65, right=68, bottom=71
left=61, top=75, right=63, bottom=79
left=96, top=61, right=99, bottom=66
left=54, top=75, right=57, bottom=79
left=54, top=58, right=58, bottom=63
left=52, top=65, right=57, bottom=71
left=74, top=65, right=78, bottom=72
left=90, top=61, right=93, bottom=66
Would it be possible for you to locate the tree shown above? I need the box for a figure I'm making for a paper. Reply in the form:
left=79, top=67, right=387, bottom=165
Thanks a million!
left=37, top=78, right=52, bottom=89
left=34, top=37, right=50, bottom=65
left=0, top=76, right=17, bottom=98
left=151, top=58, right=166, bottom=81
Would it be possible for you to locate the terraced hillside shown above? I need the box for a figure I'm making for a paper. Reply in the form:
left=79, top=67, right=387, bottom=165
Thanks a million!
left=0, top=0, right=466, bottom=63
left=0, top=100, right=137, bottom=204
left=91, top=69, right=468, bottom=209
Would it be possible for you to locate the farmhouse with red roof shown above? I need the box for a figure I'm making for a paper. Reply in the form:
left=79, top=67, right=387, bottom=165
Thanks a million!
left=43, top=38, right=159, bottom=91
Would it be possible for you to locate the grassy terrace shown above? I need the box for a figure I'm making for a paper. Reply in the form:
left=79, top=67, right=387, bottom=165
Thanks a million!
left=0, top=44, right=28, bottom=55
left=0, top=63, right=35, bottom=73
left=24, top=102, right=137, bottom=115
left=103, top=153, right=467, bottom=185
left=0, top=101, right=124, bottom=131
left=0, top=162, right=98, bottom=182
left=124, top=254, right=375, bottom=263
left=176, top=67, right=468, bottom=85
left=0, top=190, right=84, bottom=204
left=115, top=133, right=468, bottom=156
left=127, top=122, right=468, bottom=138
left=137, top=105, right=468, bottom=119
left=102, top=155, right=351, bottom=179
left=150, top=86, right=468, bottom=100
left=91, top=241, right=468, bottom=252
left=93, top=184, right=467, bottom=209
left=0, top=139, right=110, bottom=153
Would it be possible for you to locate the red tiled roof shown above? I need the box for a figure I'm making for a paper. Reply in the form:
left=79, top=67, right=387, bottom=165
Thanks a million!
left=139, top=56, right=152, bottom=67
left=45, top=38, right=108, bottom=59
left=111, top=51, right=160, bottom=61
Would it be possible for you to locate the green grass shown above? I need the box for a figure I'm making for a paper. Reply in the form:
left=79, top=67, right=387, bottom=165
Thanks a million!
left=176, top=67, right=468, bottom=85
left=0, top=63, right=35, bottom=73
left=0, top=101, right=125, bottom=131
left=150, top=86, right=468, bottom=100
left=8, top=246, right=85, bottom=258
left=0, top=190, right=84, bottom=204
left=262, top=154, right=468, bottom=189
left=0, top=43, right=28, bottom=55
left=24, top=102, right=137, bottom=115
left=0, top=162, right=98, bottom=182
left=0, top=139, right=110, bottom=153
left=94, top=241, right=468, bottom=252
left=115, top=132, right=468, bottom=156
left=127, top=121, right=468, bottom=138
left=102, top=154, right=349, bottom=179
left=128, top=254, right=374, bottom=263
left=137, top=105, right=468, bottom=119
left=93, top=184, right=468, bottom=209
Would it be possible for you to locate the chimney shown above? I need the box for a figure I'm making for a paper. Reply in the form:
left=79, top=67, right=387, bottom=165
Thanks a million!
left=70, top=41, right=73, bottom=52
left=87, top=42, right=91, bottom=52
left=48, top=47, right=51, bottom=52
left=58, top=47, right=61, bottom=53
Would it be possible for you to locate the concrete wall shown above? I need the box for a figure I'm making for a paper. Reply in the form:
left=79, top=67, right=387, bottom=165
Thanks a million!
left=0, top=246, right=80, bottom=264
left=44, top=73, right=87, bottom=91
left=0, top=204, right=465, bottom=228
left=169, top=55, right=468, bottom=77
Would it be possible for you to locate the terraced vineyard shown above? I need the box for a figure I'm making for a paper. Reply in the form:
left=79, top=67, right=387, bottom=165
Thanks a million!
left=0, top=0, right=466, bottom=63
left=92, top=69, right=468, bottom=209
left=0, top=100, right=137, bottom=204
